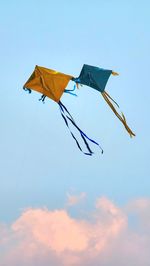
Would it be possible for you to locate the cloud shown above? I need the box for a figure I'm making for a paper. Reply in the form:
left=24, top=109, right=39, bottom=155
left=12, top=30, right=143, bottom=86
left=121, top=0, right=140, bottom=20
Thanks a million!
left=66, top=192, right=86, bottom=206
left=0, top=197, right=150, bottom=266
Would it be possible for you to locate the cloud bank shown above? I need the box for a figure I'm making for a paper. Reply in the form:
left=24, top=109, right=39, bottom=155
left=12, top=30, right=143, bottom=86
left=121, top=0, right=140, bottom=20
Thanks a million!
left=0, top=197, right=150, bottom=266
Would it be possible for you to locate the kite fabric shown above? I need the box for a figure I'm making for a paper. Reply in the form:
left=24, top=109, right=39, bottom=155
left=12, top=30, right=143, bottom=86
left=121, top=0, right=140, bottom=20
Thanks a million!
left=23, top=65, right=73, bottom=102
left=73, top=64, right=135, bottom=138
left=23, top=65, right=103, bottom=156
left=23, top=64, right=135, bottom=155
left=72, top=64, right=113, bottom=93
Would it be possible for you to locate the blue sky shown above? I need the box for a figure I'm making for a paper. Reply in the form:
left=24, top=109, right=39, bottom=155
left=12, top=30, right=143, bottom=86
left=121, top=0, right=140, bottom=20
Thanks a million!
left=0, top=0, right=150, bottom=225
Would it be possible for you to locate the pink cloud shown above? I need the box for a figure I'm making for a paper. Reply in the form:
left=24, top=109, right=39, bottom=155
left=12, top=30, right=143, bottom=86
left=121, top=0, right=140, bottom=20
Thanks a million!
left=66, top=192, right=86, bottom=206
left=0, top=197, right=150, bottom=266
left=12, top=209, right=89, bottom=253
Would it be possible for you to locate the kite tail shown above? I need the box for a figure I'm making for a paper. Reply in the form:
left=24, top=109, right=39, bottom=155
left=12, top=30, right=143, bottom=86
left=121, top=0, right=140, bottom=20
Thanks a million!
left=101, top=91, right=135, bottom=137
left=23, top=87, right=31, bottom=93
left=58, top=101, right=103, bottom=156
left=39, top=94, right=46, bottom=103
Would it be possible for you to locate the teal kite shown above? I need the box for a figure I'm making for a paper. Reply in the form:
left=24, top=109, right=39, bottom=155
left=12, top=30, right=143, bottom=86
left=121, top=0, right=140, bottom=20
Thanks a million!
left=73, top=64, right=113, bottom=93
left=73, top=64, right=135, bottom=138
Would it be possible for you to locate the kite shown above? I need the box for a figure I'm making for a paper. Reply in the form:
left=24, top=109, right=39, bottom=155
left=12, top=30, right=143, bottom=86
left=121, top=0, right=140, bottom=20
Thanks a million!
left=23, top=65, right=103, bottom=156
left=73, top=64, right=135, bottom=138
left=23, top=64, right=135, bottom=155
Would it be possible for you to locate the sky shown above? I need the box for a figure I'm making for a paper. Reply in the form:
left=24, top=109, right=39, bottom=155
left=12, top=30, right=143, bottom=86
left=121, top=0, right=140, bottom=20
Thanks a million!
left=0, top=0, right=150, bottom=265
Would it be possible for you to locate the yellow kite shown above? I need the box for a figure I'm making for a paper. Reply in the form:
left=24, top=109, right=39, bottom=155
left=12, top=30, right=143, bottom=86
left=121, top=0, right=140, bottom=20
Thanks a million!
left=23, top=65, right=73, bottom=102
left=23, top=65, right=103, bottom=155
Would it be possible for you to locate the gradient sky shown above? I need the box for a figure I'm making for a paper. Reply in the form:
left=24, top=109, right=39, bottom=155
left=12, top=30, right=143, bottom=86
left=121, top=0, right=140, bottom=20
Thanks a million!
left=0, top=1, right=150, bottom=265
